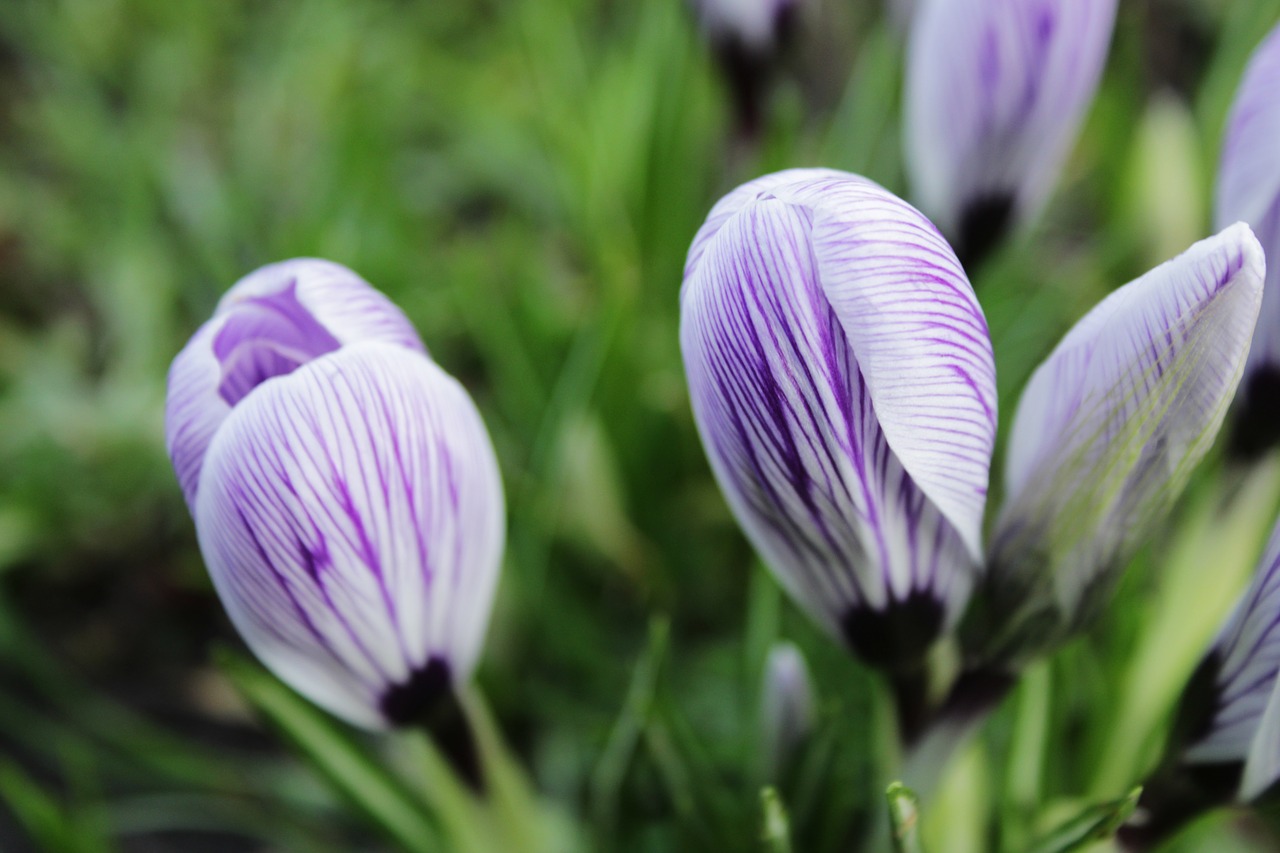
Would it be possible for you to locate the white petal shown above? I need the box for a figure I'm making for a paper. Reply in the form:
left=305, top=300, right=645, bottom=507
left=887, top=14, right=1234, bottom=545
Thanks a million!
left=905, top=0, right=1117, bottom=249
left=995, top=225, right=1265, bottom=625
left=194, top=342, right=504, bottom=729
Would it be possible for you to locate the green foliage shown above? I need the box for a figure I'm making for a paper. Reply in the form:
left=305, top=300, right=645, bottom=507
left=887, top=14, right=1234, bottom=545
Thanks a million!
left=0, top=0, right=1278, bottom=850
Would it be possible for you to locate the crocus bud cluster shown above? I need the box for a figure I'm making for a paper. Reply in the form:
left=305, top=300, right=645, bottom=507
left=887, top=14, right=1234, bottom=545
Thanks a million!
left=681, top=168, right=1263, bottom=692
left=166, top=260, right=505, bottom=732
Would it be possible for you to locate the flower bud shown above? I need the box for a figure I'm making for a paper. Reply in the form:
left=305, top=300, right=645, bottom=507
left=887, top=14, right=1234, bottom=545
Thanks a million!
left=904, top=0, right=1117, bottom=267
left=980, top=226, right=1264, bottom=664
left=681, top=169, right=997, bottom=671
left=1215, top=21, right=1280, bottom=456
left=166, top=260, right=505, bottom=733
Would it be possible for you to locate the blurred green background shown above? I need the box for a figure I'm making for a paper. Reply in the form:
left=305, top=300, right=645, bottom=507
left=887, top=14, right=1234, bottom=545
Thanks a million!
left=0, top=0, right=1279, bottom=850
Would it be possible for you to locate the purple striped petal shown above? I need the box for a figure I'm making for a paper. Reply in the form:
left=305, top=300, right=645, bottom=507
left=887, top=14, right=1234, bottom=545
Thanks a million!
left=1216, top=22, right=1280, bottom=449
left=166, top=259, right=425, bottom=508
left=680, top=169, right=996, bottom=668
left=904, top=0, right=1117, bottom=262
left=194, top=342, right=504, bottom=730
left=1242, top=675, right=1280, bottom=802
left=1183, top=516, right=1280, bottom=770
left=990, top=225, right=1265, bottom=651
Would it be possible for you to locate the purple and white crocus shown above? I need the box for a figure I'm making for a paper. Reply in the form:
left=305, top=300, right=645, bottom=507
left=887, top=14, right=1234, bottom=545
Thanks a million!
left=1216, top=20, right=1280, bottom=456
left=1118, top=512, right=1280, bottom=849
left=681, top=168, right=1264, bottom=683
left=979, top=226, right=1265, bottom=664
left=693, top=0, right=801, bottom=135
left=904, top=0, right=1118, bottom=267
left=166, top=259, right=505, bottom=732
left=681, top=169, right=998, bottom=672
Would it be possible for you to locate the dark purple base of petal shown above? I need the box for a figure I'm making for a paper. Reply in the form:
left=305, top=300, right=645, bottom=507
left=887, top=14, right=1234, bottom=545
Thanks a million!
left=1115, top=761, right=1240, bottom=851
left=1229, top=366, right=1280, bottom=460
left=381, top=658, right=484, bottom=794
left=712, top=6, right=798, bottom=138
left=840, top=591, right=945, bottom=673
left=956, top=193, right=1015, bottom=274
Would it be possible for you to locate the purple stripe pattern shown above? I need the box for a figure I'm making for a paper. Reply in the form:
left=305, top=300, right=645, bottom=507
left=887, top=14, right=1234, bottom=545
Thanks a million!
left=680, top=169, right=996, bottom=668
left=166, top=261, right=503, bottom=730
left=990, top=226, right=1264, bottom=647
left=1185, top=516, right=1280, bottom=776
left=904, top=0, right=1117, bottom=259
left=166, top=259, right=425, bottom=509
left=1216, top=22, right=1280, bottom=449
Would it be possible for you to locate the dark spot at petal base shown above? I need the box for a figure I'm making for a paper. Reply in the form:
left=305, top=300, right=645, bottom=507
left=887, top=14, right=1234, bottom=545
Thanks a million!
left=841, top=591, right=945, bottom=672
left=381, top=657, right=453, bottom=725
left=1230, top=367, right=1280, bottom=460
left=381, top=658, right=484, bottom=793
left=956, top=193, right=1015, bottom=273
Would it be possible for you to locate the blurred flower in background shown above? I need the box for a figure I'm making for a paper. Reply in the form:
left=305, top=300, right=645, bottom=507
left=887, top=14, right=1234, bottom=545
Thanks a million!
left=904, top=0, right=1118, bottom=269
left=680, top=169, right=996, bottom=677
left=760, top=640, right=815, bottom=778
left=1216, top=21, right=1280, bottom=458
left=692, top=0, right=802, bottom=135
left=166, top=260, right=505, bottom=747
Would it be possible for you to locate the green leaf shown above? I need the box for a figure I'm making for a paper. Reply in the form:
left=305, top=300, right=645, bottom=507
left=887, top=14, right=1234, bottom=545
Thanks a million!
left=0, top=760, right=109, bottom=853
left=1029, top=788, right=1141, bottom=853
left=760, top=787, right=793, bottom=853
left=887, top=782, right=925, bottom=853
left=217, top=649, right=443, bottom=853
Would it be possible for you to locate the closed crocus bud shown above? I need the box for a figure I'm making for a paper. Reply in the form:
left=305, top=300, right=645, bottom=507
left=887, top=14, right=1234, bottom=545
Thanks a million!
left=1216, top=22, right=1280, bottom=457
left=904, top=0, right=1118, bottom=269
left=760, top=642, right=815, bottom=777
left=681, top=169, right=997, bottom=674
left=165, top=260, right=505, bottom=747
left=981, top=226, right=1265, bottom=666
left=694, top=0, right=801, bottom=135
left=1119, top=514, right=1280, bottom=849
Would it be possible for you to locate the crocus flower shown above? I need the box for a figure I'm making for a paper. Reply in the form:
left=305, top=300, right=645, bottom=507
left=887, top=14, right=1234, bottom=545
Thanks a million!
left=681, top=170, right=1262, bottom=730
left=760, top=641, right=815, bottom=776
left=1216, top=21, right=1280, bottom=456
left=904, top=0, right=1118, bottom=268
left=1118, top=512, right=1280, bottom=848
left=693, top=0, right=801, bottom=135
left=680, top=168, right=998, bottom=673
left=979, top=225, right=1265, bottom=665
left=166, top=259, right=505, bottom=733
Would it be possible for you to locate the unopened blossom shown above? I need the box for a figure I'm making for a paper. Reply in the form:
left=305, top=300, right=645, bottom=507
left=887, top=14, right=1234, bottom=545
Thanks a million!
left=760, top=641, right=815, bottom=775
left=904, top=0, right=1118, bottom=267
left=980, top=225, right=1264, bottom=665
left=1216, top=21, right=1280, bottom=456
left=1118, top=512, right=1280, bottom=848
left=166, top=259, right=505, bottom=732
left=693, top=0, right=801, bottom=135
left=680, top=169, right=997, bottom=672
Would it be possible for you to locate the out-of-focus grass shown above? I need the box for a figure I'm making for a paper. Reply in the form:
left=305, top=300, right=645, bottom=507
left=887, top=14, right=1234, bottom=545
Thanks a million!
left=0, top=0, right=1277, bottom=850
